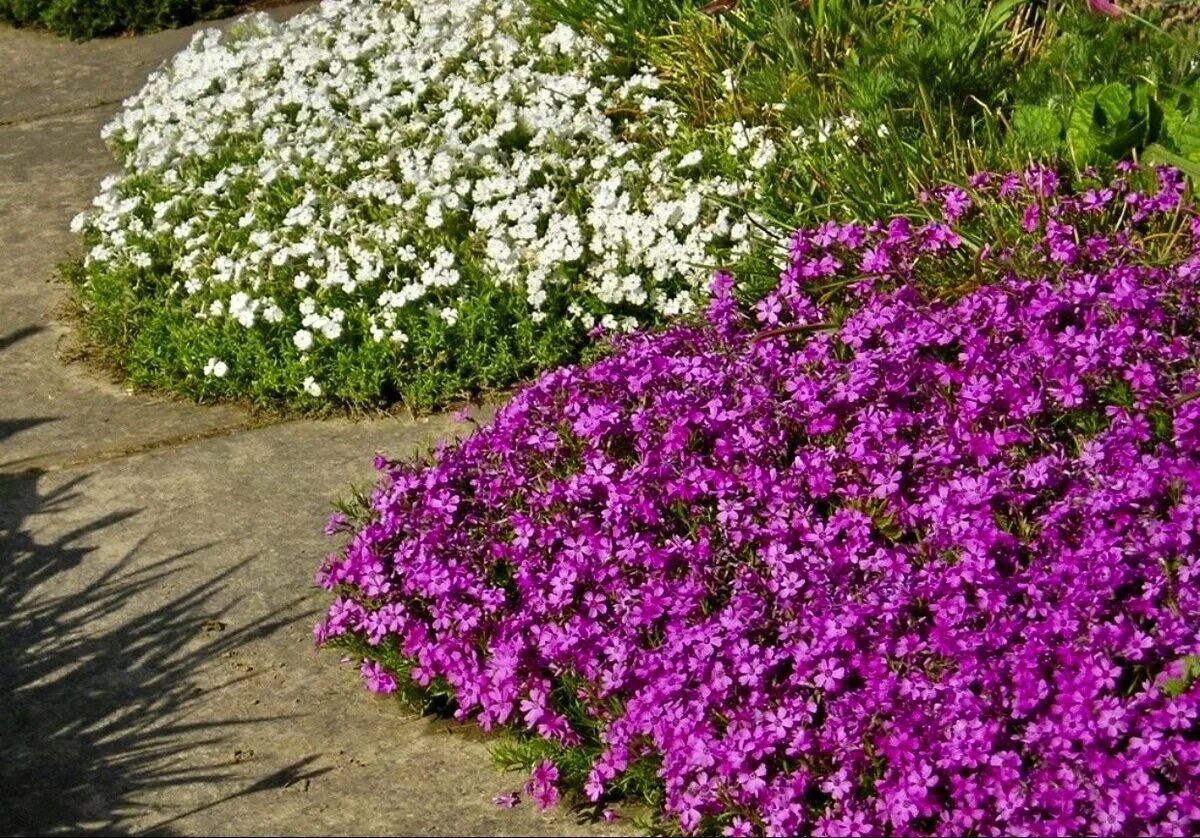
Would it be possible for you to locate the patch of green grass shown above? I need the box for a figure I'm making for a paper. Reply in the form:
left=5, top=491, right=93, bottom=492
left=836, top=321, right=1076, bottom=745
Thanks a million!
left=0, top=0, right=242, bottom=39
left=531, top=0, right=1199, bottom=225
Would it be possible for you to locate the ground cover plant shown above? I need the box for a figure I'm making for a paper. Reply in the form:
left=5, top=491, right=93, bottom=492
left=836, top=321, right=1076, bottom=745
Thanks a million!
left=69, top=0, right=777, bottom=410
left=0, top=0, right=238, bottom=39
left=316, top=168, right=1200, bottom=835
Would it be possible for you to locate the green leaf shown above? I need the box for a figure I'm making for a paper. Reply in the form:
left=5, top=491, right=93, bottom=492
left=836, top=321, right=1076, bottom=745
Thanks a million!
left=1068, top=83, right=1153, bottom=163
left=1145, top=143, right=1200, bottom=181
left=1068, top=87, right=1106, bottom=162
left=1094, top=82, right=1131, bottom=127
left=1160, top=95, right=1200, bottom=157
left=1011, top=104, right=1063, bottom=153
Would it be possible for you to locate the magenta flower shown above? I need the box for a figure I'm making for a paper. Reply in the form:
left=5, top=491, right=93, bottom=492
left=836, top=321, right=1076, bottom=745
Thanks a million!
left=322, top=513, right=346, bottom=536
left=492, top=792, right=520, bottom=809
left=724, top=819, right=753, bottom=837
left=360, top=660, right=397, bottom=695
left=1087, top=0, right=1123, bottom=17
left=525, top=760, right=560, bottom=812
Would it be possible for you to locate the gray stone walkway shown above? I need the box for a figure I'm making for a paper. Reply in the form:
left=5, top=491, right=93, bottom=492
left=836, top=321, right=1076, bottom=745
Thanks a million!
left=0, top=9, right=612, bottom=835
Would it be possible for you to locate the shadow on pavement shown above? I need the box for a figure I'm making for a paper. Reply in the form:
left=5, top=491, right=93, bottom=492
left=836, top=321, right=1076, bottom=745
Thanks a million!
left=0, top=468, right=321, bottom=834
left=0, top=324, right=325, bottom=833
left=0, top=416, right=56, bottom=441
left=0, top=324, right=43, bottom=352
left=0, top=327, right=59, bottom=449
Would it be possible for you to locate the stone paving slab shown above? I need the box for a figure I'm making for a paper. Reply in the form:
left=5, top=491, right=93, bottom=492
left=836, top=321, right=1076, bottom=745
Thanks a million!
left=2, top=416, right=619, bottom=836
left=0, top=9, right=317, bottom=470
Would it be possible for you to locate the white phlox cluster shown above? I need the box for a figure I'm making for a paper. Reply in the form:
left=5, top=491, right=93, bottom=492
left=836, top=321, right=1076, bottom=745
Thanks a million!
left=73, top=0, right=766, bottom=395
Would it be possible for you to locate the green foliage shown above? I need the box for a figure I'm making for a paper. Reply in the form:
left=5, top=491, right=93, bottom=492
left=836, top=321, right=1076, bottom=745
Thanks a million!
left=1068, top=82, right=1158, bottom=163
left=1012, top=77, right=1200, bottom=171
left=1162, top=655, right=1200, bottom=698
left=0, top=0, right=236, bottom=39
left=530, top=0, right=1200, bottom=225
left=65, top=255, right=584, bottom=412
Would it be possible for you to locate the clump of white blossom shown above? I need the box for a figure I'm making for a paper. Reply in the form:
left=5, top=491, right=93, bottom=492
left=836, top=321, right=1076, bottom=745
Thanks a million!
left=72, top=0, right=781, bottom=404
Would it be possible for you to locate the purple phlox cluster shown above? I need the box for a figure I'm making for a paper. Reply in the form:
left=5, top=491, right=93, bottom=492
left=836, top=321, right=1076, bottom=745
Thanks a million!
left=318, top=167, right=1200, bottom=836
left=525, top=758, right=561, bottom=811
left=361, top=659, right=398, bottom=695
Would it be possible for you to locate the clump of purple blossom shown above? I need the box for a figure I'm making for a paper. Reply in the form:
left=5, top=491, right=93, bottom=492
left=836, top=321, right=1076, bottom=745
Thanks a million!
left=317, top=167, right=1200, bottom=836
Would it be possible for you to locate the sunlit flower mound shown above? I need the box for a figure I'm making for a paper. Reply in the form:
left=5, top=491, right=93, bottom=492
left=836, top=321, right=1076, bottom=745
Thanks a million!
left=71, top=0, right=756, bottom=408
left=317, top=168, right=1200, bottom=836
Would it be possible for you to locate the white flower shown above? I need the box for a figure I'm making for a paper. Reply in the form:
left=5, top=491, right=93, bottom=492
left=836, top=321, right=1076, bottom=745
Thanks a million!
left=75, top=0, right=780, bottom=401
left=228, top=291, right=257, bottom=327
left=302, top=376, right=322, bottom=397
left=203, top=357, right=228, bottom=378
left=817, top=118, right=833, bottom=144
left=729, top=121, right=752, bottom=152
left=749, top=138, right=777, bottom=171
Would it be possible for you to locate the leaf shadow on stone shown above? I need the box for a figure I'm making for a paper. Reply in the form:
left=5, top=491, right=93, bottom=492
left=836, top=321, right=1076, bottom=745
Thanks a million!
left=0, top=324, right=44, bottom=353
left=0, top=325, right=58, bottom=448
left=0, top=468, right=323, bottom=834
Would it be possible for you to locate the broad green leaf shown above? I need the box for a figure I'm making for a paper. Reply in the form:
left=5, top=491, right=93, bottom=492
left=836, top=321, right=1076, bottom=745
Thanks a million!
left=1161, top=95, right=1200, bottom=157
left=1099, top=115, right=1152, bottom=159
left=1094, top=82, right=1132, bottom=127
left=1145, top=144, right=1200, bottom=180
left=1067, top=89, right=1103, bottom=162
left=1068, top=83, right=1149, bottom=163
left=1011, top=104, right=1062, bottom=152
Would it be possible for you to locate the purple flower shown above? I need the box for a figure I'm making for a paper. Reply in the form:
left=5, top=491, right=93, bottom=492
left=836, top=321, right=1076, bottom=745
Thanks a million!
left=360, top=660, right=397, bottom=694
left=323, top=513, right=347, bottom=536
left=1087, top=0, right=1123, bottom=17
left=939, top=186, right=972, bottom=222
left=525, top=760, right=560, bottom=812
left=492, top=792, right=520, bottom=808
left=724, top=818, right=754, bottom=836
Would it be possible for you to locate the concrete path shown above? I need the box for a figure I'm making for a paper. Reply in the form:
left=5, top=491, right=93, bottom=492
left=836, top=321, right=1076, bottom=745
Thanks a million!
left=0, top=9, right=613, bottom=836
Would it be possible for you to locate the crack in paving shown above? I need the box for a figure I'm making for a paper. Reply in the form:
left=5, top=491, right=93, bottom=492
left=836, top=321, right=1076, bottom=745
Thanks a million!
left=0, top=417, right=287, bottom=474
left=0, top=95, right=127, bottom=128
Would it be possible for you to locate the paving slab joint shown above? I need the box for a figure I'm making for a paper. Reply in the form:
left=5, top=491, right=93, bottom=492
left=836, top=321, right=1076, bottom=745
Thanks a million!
left=0, top=96, right=126, bottom=128
left=0, top=417, right=289, bottom=475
